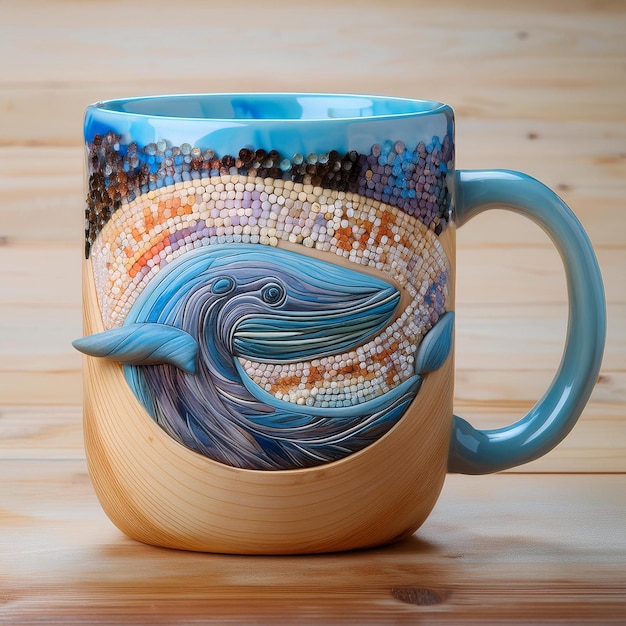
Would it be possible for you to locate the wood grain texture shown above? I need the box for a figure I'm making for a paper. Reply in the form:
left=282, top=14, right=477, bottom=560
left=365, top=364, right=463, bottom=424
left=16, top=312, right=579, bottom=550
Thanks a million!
left=1, top=0, right=624, bottom=621
left=1, top=461, right=624, bottom=623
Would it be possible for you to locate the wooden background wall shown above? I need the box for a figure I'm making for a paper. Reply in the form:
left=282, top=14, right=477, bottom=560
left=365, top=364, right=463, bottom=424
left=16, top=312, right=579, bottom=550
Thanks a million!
left=0, top=1, right=624, bottom=622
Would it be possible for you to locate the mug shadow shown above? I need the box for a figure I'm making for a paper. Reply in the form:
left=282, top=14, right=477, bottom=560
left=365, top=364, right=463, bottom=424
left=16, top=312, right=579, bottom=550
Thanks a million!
left=95, top=530, right=450, bottom=588
left=88, top=532, right=458, bottom=614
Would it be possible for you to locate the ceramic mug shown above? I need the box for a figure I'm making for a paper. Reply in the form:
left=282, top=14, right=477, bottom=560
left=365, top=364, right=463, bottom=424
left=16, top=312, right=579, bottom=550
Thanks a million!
left=74, top=93, right=605, bottom=554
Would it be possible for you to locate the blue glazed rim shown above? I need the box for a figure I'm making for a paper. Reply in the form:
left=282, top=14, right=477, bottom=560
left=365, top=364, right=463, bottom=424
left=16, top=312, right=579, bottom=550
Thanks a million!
left=83, top=92, right=457, bottom=257
left=88, top=93, right=453, bottom=123
left=84, top=93, right=455, bottom=165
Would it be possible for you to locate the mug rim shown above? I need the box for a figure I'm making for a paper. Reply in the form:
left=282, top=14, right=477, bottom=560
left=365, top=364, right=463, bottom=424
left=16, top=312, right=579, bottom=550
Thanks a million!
left=88, top=92, right=453, bottom=123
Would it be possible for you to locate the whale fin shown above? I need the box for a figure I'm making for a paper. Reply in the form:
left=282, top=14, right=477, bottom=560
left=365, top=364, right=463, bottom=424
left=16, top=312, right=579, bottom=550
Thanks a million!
left=415, top=311, right=454, bottom=374
left=72, top=323, right=198, bottom=374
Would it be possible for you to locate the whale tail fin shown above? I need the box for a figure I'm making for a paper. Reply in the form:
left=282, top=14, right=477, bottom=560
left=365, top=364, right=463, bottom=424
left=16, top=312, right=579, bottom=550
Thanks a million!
left=415, top=311, right=454, bottom=375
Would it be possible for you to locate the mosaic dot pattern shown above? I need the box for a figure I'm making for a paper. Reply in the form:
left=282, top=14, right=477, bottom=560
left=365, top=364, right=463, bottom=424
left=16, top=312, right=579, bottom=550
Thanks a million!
left=85, top=132, right=454, bottom=257
left=89, top=175, right=450, bottom=411
left=91, top=175, right=449, bottom=328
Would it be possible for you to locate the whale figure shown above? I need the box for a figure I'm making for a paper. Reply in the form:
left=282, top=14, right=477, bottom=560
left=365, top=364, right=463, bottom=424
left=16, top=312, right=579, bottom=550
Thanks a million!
left=74, top=244, right=453, bottom=470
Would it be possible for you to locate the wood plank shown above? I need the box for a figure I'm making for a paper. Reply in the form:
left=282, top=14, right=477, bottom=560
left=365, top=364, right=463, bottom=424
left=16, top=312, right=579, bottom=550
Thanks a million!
left=455, top=367, right=623, bottom=406
left=0, top=147, right=84, bottom=244
left=0, top=243, right=82, bottom=404
left=2, top=139, right=624, bottom=245
left=0, top=406, right=83, bottom=460
left=1, top=240, right=621, bottom=313
left=453, top=400, right=625, bottom=473
left=1, top=2, right=625, bottom=145
left=1, top=462, right=624, bottom=623
left=455, top=303, right=624, bottom=370
left=0, top=369, right=81, bottom=406
left=2, top=397, right=623, bottom=472
left=456, top=247, right=624, bottom=305
left=2, top=298, right=622, bottom=404
left=1, top=242, right=621, bottom=471
left=0, top=244, right=81, bottom=306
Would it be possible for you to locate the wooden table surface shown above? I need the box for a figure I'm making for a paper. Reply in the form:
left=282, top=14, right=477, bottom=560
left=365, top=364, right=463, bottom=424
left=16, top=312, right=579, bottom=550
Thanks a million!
left=1, top=1, right=625, bottom=623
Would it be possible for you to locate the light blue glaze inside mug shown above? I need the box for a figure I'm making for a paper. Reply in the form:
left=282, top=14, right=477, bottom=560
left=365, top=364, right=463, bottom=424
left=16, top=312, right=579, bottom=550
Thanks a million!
left=85, top=93, right=453, bottom=156
left=97, top=93, right=445, bottom=118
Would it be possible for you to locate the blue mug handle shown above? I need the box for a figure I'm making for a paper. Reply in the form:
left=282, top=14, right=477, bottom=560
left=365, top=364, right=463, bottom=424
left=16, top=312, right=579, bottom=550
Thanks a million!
left=448, top=170, right=606, bottom=474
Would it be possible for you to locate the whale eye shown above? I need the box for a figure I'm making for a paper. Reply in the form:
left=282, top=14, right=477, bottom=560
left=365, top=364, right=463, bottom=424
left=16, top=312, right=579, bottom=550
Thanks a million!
left=211, top=276, right=235, bottom=295
left=261, top=283, right=285, bottom=305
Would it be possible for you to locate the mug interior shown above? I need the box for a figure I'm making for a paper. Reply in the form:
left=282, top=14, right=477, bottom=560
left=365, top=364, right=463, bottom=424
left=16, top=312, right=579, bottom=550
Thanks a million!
left=95, top=93, right=447, bottom=121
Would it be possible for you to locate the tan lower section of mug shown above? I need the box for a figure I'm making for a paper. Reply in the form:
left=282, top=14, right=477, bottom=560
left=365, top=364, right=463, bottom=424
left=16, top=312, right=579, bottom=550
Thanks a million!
left=81, top=245, right=455, bottom=555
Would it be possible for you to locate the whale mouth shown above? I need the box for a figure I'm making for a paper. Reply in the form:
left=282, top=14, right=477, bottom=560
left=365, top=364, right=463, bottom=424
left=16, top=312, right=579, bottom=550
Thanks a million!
left=232, top=286, right=400, bottom=363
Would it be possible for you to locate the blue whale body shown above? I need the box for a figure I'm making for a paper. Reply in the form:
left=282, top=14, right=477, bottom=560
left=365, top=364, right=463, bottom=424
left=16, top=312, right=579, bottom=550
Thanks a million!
left=73, top=244, right=453, bottom=470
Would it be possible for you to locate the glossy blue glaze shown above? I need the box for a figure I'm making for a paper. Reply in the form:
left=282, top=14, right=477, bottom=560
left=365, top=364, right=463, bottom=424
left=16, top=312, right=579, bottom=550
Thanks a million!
left=449, top=170, right=606, bottom=474
left=85, top=93, right=453, bottom=157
